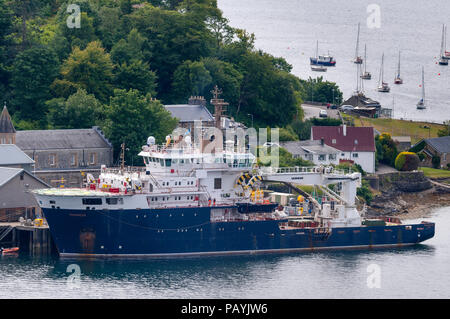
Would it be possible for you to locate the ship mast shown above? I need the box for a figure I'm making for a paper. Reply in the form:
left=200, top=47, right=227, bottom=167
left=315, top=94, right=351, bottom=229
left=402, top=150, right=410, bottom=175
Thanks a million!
left=120, top=143, right=125, bottom=170
left=210, top=85, right=228, bottom=129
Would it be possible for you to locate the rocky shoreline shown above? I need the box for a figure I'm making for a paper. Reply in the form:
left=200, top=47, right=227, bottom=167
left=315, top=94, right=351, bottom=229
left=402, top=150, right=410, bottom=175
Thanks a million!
left=366, top=178, right=450, bottom=220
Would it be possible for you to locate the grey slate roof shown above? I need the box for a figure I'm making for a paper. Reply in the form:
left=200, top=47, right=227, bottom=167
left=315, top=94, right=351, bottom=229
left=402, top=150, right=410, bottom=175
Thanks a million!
left=0, top=105, right=16, bottom=133
left=15, top=127, right=112, bottom=151
left=280, top=140, right=341, bottom=155
left=0, top=144, right=35, bottom=165
left=164, top=104, right=214, bottom=122
left=0, top=167, right=49, bottom=188
left=425, top=136, right=450, bottom=154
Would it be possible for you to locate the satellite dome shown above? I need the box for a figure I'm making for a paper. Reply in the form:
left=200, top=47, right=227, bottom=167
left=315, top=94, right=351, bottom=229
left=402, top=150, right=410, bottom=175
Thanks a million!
left=147, top=136, right=156, bottom=145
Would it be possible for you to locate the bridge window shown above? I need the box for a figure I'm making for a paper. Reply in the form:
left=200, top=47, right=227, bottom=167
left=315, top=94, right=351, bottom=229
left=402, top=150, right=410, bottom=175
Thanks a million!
left=214, top=178, right=222, bottom=189
left=82, top=198, right=102, bottom=205
left=106, top=198, right=123, bottom=205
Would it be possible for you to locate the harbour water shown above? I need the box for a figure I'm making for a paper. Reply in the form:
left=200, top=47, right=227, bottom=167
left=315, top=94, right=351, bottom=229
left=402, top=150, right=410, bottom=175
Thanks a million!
left=218, top=0, right=450, bottom=124
left=0, top=206, right=449, bottom=298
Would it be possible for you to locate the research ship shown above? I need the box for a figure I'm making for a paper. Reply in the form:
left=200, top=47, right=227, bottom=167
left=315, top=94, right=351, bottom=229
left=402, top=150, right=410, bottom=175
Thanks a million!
left=33, top=134, right=434, bottom=258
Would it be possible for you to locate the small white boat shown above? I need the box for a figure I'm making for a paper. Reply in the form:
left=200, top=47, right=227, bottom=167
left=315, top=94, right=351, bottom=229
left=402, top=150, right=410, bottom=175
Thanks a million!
left=353, top=23, right=363, bottom=64
left=311, top=65, right=327, bottom=72
left=417, top=66, right=426, bottom=110
left=439, top=25, right=449, bottom=65
left=394, top=51, right=403, bottom=84
left=377, top=53, right=390, bottom=93
left=361, top=44, right=371, bottom=79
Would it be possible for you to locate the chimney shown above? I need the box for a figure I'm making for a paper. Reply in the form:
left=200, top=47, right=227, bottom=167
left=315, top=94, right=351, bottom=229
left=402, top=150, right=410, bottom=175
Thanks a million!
left=343, top=124, right=347, bottom=137
left=188, top=96, right=206, bottom=106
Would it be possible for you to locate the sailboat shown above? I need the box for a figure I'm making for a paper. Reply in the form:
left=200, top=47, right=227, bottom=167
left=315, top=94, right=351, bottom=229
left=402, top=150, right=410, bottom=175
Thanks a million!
left=377, top=53, right=390, bottom=92
left=353, top=23, right=363, bottom=64
left=311, top=41, right=328, bottom=72
left=361, top=44, right=371, bottom=79
left=445, top=25, right=450, bottom=59
left=417, top=66, right=426, bottom=110
left=439, top=24, right=448, bottom=65
left=394, top=51, right=403, bottom=84
left=310, top=40, right=335, bottom=67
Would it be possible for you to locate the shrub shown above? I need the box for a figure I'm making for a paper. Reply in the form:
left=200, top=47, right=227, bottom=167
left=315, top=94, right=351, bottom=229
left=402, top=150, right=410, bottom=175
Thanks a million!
left=395, top=152, right=420, bottom=171
left=432, top=156, right=441, bottom=169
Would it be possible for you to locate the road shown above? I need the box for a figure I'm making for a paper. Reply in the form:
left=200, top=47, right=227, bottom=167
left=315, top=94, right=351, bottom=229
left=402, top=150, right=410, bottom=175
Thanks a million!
left=302, top=104, right=341, bottom=121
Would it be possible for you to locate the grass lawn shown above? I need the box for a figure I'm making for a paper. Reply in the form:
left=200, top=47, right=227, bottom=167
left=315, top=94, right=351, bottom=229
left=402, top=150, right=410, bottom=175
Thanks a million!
left=342, top=115, right=446, bottom=144
left=418, top=167, right=450, bottom=179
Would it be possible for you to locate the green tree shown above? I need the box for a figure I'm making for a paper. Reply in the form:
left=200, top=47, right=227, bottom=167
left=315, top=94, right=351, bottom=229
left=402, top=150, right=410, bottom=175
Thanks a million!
left=129, top=5, right=215, bottom=100
left=102, top=89, right=178, bottom=165
left=437, top=121, right=450, bottom=137
left=10, top=46, right=59, bottom=124
left=114, top=59, right=157, bottom=96
left=54, top=41, right=114, bottom=102
left=375, top=133, right=398, bottom=167
left=47, top=88, right=105, bottom=129
left=300, top=77, right=343, bottom=104
left=110, top=28, right=147, bottom=65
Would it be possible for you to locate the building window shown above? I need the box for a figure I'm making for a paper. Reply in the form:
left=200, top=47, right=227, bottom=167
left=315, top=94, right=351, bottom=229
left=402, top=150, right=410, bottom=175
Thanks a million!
left=71, top=153, right=77, bottom=167
left=89, top=153, right=97, bottom=165
left=49, top=154, right=57, bottom=166
left=354, top=139, right=358, bottom=145
left=352, top=153, right=359, bottom=158
left=332, top=139, right=336, bottom=144
left=318, top=155, right=326, bottom=161
left=329, top=154, right=336, bottom=160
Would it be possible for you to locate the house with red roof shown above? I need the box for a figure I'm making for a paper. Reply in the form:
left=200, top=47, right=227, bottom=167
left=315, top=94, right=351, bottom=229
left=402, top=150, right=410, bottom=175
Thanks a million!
left=311, top=125, right=376, bottom=173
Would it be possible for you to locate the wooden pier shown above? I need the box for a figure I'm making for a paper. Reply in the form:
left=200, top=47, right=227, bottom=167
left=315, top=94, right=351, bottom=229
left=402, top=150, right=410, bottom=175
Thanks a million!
left=0, top=222, right=57, bottom=256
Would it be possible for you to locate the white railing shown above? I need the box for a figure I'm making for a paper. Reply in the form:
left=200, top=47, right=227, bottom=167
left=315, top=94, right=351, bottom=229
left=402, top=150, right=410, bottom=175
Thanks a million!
left=259, top=166, right=349, bottom=176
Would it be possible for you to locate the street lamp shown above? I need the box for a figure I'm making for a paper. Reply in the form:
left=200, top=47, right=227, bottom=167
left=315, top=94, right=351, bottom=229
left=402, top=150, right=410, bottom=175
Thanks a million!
left=332, top=88, right=335, bottom=104
left=247, top=113, right=254, bottom=128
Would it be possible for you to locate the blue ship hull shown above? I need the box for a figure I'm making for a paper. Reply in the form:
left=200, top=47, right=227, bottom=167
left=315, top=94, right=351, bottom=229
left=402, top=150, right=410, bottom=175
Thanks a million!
left=310, top=57, right=336, bottom=66
left=42, top=207, right=435, bottom=257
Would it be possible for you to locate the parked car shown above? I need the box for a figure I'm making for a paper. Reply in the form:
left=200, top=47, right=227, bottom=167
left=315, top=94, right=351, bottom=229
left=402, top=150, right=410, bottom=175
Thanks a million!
left=330, top=104, right=338, bottom=109
left=339, top=105, right=354, bottom=112
left=319, top=110, right=328, bottom=118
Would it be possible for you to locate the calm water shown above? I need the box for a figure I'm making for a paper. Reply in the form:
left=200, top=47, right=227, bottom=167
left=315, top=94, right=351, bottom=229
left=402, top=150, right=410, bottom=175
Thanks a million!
left=0, top=206, right=449, bottom=299
left=218, top=0, right=450, bottom=124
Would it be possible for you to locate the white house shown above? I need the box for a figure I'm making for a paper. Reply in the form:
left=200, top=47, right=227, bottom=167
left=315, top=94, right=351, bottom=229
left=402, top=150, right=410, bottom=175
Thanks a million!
left=311, top=125, right=376, bottom=173
left=280, top=140, right=341, bottom=166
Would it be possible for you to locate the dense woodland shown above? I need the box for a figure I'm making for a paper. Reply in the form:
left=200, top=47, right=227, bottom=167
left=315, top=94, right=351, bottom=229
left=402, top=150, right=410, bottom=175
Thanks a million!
left=0, top=0, right=342, bottom=163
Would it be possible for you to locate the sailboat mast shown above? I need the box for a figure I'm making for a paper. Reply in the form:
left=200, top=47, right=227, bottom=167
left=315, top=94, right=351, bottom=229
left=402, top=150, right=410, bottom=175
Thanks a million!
left=355, top=23, right=360, bottom=59
left=397, top=51, right=401, bottom=77
left=422, top=66, right=425, bottom=102
left=364, top=44, right=367, bottom=72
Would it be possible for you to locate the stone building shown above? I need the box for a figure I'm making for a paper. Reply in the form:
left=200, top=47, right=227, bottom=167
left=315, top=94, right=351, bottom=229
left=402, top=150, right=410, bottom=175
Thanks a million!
left=164, top=96, right=215, bottom=133
left=0, top=105, right=114, bottom=187
left=15, top=127, right=114, bottom=187
left=417, top=136, right=450, bottom=169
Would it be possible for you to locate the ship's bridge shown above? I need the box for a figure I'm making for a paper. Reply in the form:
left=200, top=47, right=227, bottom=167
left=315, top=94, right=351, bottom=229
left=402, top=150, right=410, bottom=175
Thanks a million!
left=138, top=144, right=256, bottom=173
